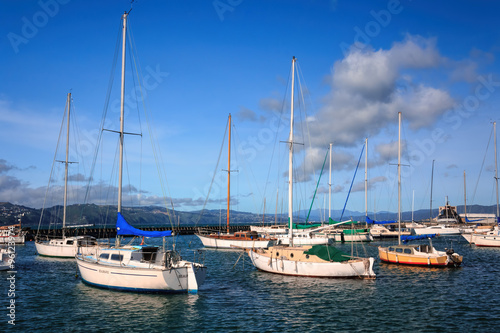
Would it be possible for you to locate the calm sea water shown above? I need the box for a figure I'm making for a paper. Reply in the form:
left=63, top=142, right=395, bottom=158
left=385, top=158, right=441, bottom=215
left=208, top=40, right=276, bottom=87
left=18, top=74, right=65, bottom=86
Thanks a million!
left=3, top=235, right=500, bottom=332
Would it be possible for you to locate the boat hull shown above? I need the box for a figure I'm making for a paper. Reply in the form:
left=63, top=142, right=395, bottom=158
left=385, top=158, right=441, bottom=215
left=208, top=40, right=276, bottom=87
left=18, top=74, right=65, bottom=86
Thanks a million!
left=76, top=256, right=207, bottom=293
left=247, top=246, right=375, bottom=279
left=36, top=242, right=97, bottom=258
left=196, top=234, right=273, bottom=249
left=36, top=236, right=99, bottom=258
left=378, top=246, right=463, bottom=267
left=473, top=235, right=500, bottom=247
left=412, top=226, right=462, bottom=236
left=0, top=234, right=25, bottom=244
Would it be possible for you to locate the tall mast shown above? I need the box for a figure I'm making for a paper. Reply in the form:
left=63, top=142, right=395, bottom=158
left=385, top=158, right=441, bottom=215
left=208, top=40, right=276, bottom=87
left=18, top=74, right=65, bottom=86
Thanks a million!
left=115, top=12, right=127, bottom=247
left=329, top=143, right=332, bottom=220
left=398, top=112, right=401, bottom=245
left=365, top=138, right=368, bottom=221
left=118, top=12, right=127, bottom=215
left=227, top=114, right=232, bottom=233
left=275, top=189, right=278, bottom=225
left=62, top=92, right=71, bottom=237
left=288, top=57, right=296, bottom=246
left=464, top=170, right=467, bottom=219
left=494, top=121, right=499, bottom=221
left=430, top=159, right=435, bottom=222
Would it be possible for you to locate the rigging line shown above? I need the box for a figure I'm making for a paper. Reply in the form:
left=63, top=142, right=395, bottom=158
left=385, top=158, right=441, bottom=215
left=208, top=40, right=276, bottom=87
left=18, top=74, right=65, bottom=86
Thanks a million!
left=306, top=147, right=329, bottom=223
left=472, top=126, right=493, bottom=204
left=82, top=21, right=122, bottom=207
left=194, top=117, right=230, bottom=226
left=128, top=24, right=176, bottom=227
left=37, top=95, right=70, bottom=236
left=262, top=63, right=292, bottom=204
left=340, top=143, right=365, bottom=221
left=231, top=123, right=260, bottom=216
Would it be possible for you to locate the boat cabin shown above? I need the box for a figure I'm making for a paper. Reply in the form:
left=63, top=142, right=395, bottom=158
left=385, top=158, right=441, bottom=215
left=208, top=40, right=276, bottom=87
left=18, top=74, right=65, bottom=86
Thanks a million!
left=234, top=231, right=260, bottom=239
left=387, top=244, right=434, bottom=255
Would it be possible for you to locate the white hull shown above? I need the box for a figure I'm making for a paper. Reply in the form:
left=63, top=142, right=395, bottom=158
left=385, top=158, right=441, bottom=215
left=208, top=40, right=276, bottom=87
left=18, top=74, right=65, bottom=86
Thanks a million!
left=412, top=225, right=462, bottom=235
left=275, top=233, right=332, bottom=246
left=463, top=228, right=500, bottom=247
left=247, top=247, right=375, bottom=278
left=196, top=234, right=273, bottom=249
left=76, top=248, right=207, bottom=293
left=0, top=234, right=25, bottom=244
left=341, top=233, right=373, bottom=242
left=36, top=236, right=99, bottom=258
left=474, top=235, right=500, bottom=247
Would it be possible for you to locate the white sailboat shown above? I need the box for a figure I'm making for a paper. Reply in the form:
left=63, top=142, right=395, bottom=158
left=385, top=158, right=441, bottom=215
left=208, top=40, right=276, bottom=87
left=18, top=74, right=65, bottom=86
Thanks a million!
left=75, top=11, right=207, bottom=293
left=247, top=57, right=376, bottom=278
left=378, top=113, right=463, bottom=267
left=196, top=114, right=274, bottom=249
left=463, top=121, right=500, bottom=247
left=36, top=93, right=98, bottom=258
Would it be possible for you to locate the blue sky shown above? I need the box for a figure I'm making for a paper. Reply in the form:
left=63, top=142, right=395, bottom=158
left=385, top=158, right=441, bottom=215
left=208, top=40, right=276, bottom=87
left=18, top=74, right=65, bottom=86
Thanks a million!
left=1, top=0, right=500, bottom=219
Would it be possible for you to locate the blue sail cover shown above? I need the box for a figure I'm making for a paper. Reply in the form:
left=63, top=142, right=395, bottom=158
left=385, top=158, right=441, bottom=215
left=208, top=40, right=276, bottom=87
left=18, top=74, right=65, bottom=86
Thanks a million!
left=401, top=234, right=436, bottom=243
left=366, top=216, right=397, bottom=225
left=465, top=216, right=483, bottom=223
left=116, top=212, right=172, bottom=237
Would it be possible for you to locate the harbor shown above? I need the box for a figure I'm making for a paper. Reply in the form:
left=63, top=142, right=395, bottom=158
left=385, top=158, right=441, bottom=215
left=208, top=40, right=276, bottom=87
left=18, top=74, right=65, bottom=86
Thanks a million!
left=2, top=1, right=500, bottom=332
left=8, top=235, right=500, bottom=332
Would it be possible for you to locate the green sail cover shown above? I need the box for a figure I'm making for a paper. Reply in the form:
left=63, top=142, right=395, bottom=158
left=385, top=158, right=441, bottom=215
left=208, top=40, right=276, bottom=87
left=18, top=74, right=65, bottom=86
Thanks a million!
left=328, top=218, right=356, bottom=225
left=292, top=223, right=322, bottom=229
left=343, top=229, right=369, bottom=235
left=303, top=245, right=351, bottom=262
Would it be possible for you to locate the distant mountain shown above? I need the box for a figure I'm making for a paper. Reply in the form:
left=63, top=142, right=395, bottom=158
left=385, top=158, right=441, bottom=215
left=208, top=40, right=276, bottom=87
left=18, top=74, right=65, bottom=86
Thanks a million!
left=1, top=202, right=498, bottom=229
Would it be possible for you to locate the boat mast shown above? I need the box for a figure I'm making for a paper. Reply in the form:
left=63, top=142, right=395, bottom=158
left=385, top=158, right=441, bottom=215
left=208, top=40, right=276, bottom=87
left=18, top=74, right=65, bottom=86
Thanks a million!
left=116, top=12, right=127, bottom=247
left=464, top=170, right=467, bottom=219
left=412, top=189, right=415, bottom=223
left=430, top=159, right=435, bottom=222
left=288, top=57, right=296, bottom=246
left=398, top=112, right=401, bottom=245
left=227, top=114, right=232, bottom=233
left=495, top=121, right=499, bottom=221
left=62, top=92, right=71, bottom=238
left=365, top=138, right=368, bottom=223
left=329, top=143, right=332, bottom=220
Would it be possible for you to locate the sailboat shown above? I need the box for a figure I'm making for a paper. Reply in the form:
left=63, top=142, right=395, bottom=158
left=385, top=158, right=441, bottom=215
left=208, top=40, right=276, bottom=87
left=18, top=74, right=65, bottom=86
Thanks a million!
left=35, top=93, right=98, bottom=258
left=378, top=112, right=463, bottom=267
left=463, top=121, right=500, bottom=247
left=196, top=114, right=274, bottom=249
left=247, top=57, right=376, bottom=278
left=75, top=11, right=207, bottom=293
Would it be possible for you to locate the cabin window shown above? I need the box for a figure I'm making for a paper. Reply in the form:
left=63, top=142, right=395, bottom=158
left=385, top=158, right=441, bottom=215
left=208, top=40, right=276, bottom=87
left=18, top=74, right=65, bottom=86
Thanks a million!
left=99, top=253, right=109, bottom=260
left=276, top=252, right=280, bottom=257
left=395, top=248, right=403, bottom=253
left=305, top=255, right=309, bottom=259
left=66, top=240, right=74, bottom=245
left=388, top=247, right=395, bottom=251
left=404, top=249, right=412, bottom=254
left=110, top=254, right=123, bottom=261
left=290, top=253, right=294, bottom=258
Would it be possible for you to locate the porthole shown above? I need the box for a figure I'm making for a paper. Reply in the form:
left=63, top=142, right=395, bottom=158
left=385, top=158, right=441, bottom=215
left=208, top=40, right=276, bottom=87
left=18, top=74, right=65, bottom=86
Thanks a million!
left=305, top=254, right=309, bottom=259
left=276, top=252, right=280, bottom=257
left=290, top=253, right=294, bottom=258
